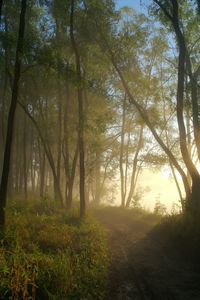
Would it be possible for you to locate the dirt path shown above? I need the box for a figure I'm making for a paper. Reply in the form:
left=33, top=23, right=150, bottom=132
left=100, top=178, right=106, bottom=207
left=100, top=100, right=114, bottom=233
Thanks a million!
left=92, top=208, right=200, bottom=300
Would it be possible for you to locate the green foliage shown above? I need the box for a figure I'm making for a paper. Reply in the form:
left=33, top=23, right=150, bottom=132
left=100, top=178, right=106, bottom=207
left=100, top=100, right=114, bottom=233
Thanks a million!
left=0, top=207, right=108, bottom=300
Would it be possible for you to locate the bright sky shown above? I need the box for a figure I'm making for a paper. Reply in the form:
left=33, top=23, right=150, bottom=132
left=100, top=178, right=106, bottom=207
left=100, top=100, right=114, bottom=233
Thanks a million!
left=115, top=0, right=150, bottom=13
left=139, top=170, right=182, bottom=213
left=113, top=169, right=182, bottom=213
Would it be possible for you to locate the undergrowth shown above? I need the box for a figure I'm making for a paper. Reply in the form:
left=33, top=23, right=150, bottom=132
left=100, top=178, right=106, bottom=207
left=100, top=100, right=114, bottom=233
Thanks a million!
left=153, top=212, right=200, bottom=266
left=0, top=201, right=108, bottom=300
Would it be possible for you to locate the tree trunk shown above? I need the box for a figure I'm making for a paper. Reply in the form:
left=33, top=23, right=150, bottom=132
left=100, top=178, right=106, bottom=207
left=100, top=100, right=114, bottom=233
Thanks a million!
left=1, top=14, right=9, bottom=148
left=126, top=125, right=143, bottom=208
left=169, top=160, right=184, bottom=210
left=66, top=145, right=78, bottom=209
left=55, top=20, right=62, bottom=186
left=63, top=85, right=71, bottom=206
left=0, top=0, right=27, bottom=229
left=39, top=141, right=46, bottom=199
left=23, top=113, right=27, bottom=199
left=119, top=94, right=126, bottom=207
left=174, top=18, right=199, bottom=186
left=94, top=151, right=101, bottom=205
left=186, top=47, right=200, bottom=162
left=15, top=125, right=20, bottom=194
left=30, top=134, right=35, bottom=193
left=70, top=0, right=85, bottom=218
left=185, top=80, right=192, bottom=188
left=56, top=88, right=62, bottom=185
left=154, top=0, right=200, bottom=213
left=0, top=0, right=3, bottom=22
left=56, top=83, right=62, bottom=186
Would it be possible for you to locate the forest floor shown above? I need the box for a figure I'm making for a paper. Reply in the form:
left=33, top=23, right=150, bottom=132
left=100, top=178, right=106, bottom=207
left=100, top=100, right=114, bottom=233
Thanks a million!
left=92, top=207, right=200, bottom=300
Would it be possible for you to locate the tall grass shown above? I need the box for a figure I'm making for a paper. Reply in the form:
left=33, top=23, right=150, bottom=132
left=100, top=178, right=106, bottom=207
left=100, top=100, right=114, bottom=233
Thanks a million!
left=153, top=212, right=200, bottom=266
left=0, top=201, right=108, bottom=300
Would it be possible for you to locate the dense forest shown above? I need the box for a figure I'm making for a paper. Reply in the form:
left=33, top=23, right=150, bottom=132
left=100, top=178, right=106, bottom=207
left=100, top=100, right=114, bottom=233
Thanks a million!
left=0, top=0, right=200, bottom=299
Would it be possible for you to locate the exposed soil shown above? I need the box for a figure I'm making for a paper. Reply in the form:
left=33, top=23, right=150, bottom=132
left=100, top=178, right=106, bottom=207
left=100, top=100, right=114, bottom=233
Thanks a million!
left=92, top=207, right=200, bottom=300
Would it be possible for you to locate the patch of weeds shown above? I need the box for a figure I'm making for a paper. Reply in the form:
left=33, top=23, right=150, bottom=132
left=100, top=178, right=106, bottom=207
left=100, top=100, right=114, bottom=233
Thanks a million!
left=152, top=213, right=200, bottom=266
left=0, top=208, right=108, bottom=300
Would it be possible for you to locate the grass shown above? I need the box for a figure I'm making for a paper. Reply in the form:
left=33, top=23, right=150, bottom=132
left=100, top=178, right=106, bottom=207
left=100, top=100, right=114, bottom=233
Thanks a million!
left=151, top=212, right=200, bottom=267
left=0, top=200, right=109, bottom=300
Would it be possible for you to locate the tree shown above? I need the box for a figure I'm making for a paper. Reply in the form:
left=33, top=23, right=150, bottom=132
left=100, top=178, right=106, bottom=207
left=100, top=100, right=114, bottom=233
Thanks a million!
left=153, top=0, right=200, bottom=213
left=90, top=2, right=197, bottom=211
left=0, top=0, right=27, bottom=229
left=70, top=0, right=85, bottom=217
left=0, top=0, right=3, bottom=22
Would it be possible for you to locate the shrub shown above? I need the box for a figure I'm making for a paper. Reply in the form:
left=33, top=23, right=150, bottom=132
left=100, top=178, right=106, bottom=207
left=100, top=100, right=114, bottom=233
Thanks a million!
left=152, top=212, right=200, bottom=266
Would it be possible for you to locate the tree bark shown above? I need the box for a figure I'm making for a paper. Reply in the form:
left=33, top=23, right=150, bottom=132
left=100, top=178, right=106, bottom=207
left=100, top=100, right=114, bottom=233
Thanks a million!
left=154, top=0, right=200, bottom=213
left=186, top=55, right=200, bottom=161
left=0, top=0, right=3, bottom=22
left=0, top=0, right=27, bottom=229
left=56, top=86, right=62, bottom=186
left=68, top=146, right=79, bottom=208
left=94, top=150, right=101, bottom=205
left=169, top=160, right=184, bottom=210
left=23, top=112, right=27, bottom=199
left=126, top=125, right=143, bottom=208
left=120, top=94, right=126, bottom=207
left=172, top=3, right=199, bottom=182
left=1, top=14, right=9, bottom=148
left=70, top=0, right=85, bottom=218
left=63, top=85, right=71, bottom=206
left=38, top=138, right=46, bottom=199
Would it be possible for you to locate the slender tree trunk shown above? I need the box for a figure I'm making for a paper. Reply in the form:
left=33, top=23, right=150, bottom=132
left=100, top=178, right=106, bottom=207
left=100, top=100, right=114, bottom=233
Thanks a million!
left=67, top=146, right=78, bottom=208
left=0, top=0, right=3, bottom=22
left=55, top=20, right=62, bottom=186
left=62, top=85, right=79, bottom=209
left=169, top=160, right=184, bottom=210
left=30, top=134, right=35, bottom=193
left=66, top=144, right=78, bottom=209
left=41, top=150, right=46, bottom=198
left=38, top=140, right=46, bottom=199
left=174, top=20, right=199, bottom=185
left=56, top=82, right=62, bottom=186
left=67, top=183, right=73, bottom=208
left=15, top=125, right=20, bottom=194
left=23, top=113, right=27, bottom=199
left=126, top=125, right=143, bottom=208
left=0, top=0, right=27, bottom=229
left=186, top=50, right=200, bottom=162
left=94, top=151, right=101, bottom=205
left=63, top=85, right=71, bottom=206
left=124, top=122, right=131, bottom=200
left=1, top=13, right=9, bottom=147
left=162, top=79, right=185, bottom=210
left=70, top=0, right=85, bottom=218
left=19, top=136, right=23, bottom=194
left=154, top=0, right=200, bottom=213
left=120, top=94, right=126, bottom=207
left=185, top=80, right=192, bottom=188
